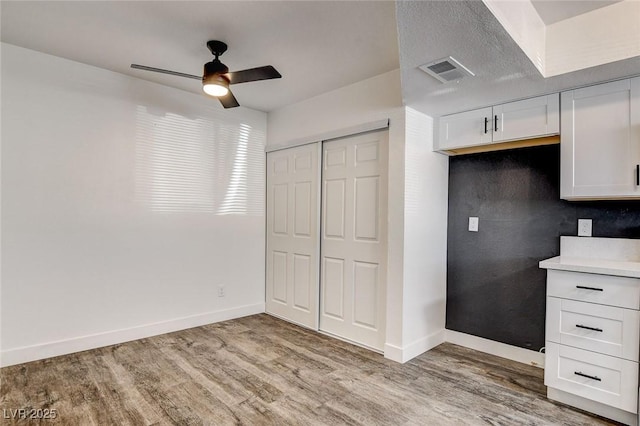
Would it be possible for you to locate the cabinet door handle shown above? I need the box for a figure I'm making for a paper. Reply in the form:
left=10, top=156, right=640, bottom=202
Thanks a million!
left=574, top=371, right=601, bottom=382
left=484, top=117, right=488, bottom=134
left=494, top=115, right=498, bottom=132
left=576, top=324, right=603, bottom=332
left=576, top=285, right=603, bottom=292
left=636, top=164, right=639, bottom=186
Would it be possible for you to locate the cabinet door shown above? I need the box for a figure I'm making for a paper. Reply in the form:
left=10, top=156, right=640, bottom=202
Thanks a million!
left=561, top=78, right=640, bottom=199
left=438, top=107, right=492, bottom=150
left=493, top=94, right=559, bottom=143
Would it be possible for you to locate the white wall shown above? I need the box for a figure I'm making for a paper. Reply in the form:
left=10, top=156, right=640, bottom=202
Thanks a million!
left=1, top=44, right=267, bottom=366
left=267, top=71, right=449, bottom=363
left=399, top=107, right=448, bottom=361
left=383, top=107, right=450, bottom=363
left=267, top=69, right=404, bottom=147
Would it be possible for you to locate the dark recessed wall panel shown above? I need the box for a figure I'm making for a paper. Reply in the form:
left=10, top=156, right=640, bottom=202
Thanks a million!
left=446, top=144, right=640, bottom=351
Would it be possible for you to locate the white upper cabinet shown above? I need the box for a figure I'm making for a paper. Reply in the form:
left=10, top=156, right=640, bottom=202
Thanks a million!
left=493, top=94, right=559, bottom=143
left=438, top=107, right=492, bottom=150
left=561, top=77, right=640, bottom=200
left=437, top=94, right=560, bottom=151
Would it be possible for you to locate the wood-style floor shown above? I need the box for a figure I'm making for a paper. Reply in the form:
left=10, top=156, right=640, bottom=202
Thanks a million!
left=1, top=314, right=619, bottom=425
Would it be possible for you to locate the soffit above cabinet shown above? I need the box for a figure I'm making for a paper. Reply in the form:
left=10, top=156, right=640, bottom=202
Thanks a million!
left=485, top=0, right=639, bottom=78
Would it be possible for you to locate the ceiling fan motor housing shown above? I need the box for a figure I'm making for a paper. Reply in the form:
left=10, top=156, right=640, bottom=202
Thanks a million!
left=203, top=59, right=229, bottom=81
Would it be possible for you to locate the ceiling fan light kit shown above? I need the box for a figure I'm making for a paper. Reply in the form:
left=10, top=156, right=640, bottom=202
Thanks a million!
left=130, top=40, right=281, bottom=109
left=203, top=73, right=229, bottom=97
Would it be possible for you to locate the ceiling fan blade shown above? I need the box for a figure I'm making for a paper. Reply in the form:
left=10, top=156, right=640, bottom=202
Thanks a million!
left=218, top=90, right=240, bottom=109
left=130, top=64, right=201, bottom=80
left=228, top=66, right=281, bottom=85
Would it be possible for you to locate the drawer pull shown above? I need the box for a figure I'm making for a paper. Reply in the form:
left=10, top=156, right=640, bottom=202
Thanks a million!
left=574, top=371, right=601, bottom=382
left=576, top=324, right=603, bottom=332
left=576, top=285, right=603, bottom=292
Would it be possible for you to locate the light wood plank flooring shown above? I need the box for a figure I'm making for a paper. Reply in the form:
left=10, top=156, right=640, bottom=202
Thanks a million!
left=1, top=314, right=620, bottom=425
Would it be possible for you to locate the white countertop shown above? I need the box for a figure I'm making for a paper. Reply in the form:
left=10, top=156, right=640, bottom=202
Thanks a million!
left=539, top=256, right=640, bottom=279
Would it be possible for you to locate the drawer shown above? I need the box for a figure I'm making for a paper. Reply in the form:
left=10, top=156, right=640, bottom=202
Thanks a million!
left=547, top=270, right=640, bottom=310
left=545, top=342, right=638, bottom=413
left=547, top=297, right=640, bottom=361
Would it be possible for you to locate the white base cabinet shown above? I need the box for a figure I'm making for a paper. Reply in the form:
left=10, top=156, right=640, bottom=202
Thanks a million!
left=541, top=237, right=640, bottom=425
left=544, top=270, right=640, bottom=419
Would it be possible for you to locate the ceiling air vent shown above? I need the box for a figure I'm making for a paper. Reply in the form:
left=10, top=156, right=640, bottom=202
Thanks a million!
left=418, top=56, right=474, bottom=83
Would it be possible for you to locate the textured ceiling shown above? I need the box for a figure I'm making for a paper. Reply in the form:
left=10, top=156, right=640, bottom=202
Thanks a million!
left=397, top=1, right=640, bottom=118
left=0, top=1, right=399, bottom=113
left=2, top=1, right=638, bottom=118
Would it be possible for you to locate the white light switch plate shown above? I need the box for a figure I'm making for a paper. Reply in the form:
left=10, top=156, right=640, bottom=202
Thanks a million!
left=578, top=219, right=592, bottom=237
left=468, top=217, right=479, bottom=232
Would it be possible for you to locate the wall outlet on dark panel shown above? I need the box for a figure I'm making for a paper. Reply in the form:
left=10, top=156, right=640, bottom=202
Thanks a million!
left=578, top=219, right=592, bottom=237
left=468, top=217, right=479, bottom=232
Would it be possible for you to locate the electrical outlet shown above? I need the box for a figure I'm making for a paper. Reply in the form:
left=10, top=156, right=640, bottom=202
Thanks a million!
left=578, top=219, right=592, bottom=237
left=468, top=217, right=479, bottom=232
left=218, top=285, right=225, bottom=297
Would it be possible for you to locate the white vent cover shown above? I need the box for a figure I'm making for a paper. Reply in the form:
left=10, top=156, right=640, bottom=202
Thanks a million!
left=418, top=56, right=475, bottom=83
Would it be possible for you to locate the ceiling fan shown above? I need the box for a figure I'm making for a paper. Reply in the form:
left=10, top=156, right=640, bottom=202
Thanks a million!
left=131, top=40, right=281, bottom=109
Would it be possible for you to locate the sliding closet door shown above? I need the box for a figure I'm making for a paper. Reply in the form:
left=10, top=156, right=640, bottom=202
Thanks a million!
left=266, top=143, right=320, bottom=329
left=320, top=130, right=388, bottom=350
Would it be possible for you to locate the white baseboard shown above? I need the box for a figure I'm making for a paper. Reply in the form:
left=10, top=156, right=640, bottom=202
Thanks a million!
left=0, top=303, right=265, bottom=367
left=548, top=388, right=637, bottom=426
left=384, top=329, right=446, bottom=363
left=445, top=329, right=545, bottom=368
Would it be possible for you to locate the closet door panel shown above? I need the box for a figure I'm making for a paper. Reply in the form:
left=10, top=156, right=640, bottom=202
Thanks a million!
left=320, top=131, right=388, bottom=350
left=266, top=143, right=320, bottom=329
